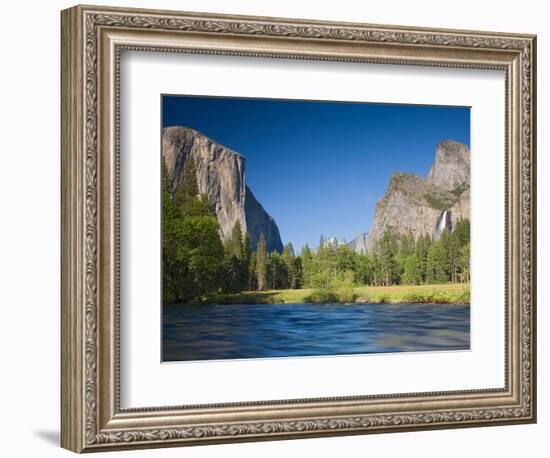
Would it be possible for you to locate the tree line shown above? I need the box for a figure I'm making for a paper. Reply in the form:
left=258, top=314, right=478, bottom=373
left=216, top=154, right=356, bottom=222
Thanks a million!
left=163, top=159, right=470, bottom=303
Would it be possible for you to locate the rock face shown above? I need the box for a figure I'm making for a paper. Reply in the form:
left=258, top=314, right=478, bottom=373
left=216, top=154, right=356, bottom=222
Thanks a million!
left=348, top=232, right=368, bottom=254
left=365, top=140, right=470, bottom=248
left=244, top=186, right=284, bottom=253
left=450, top=188, right=470, bottom=223
left=366, top=173, right=447, bottom=246
left=162, top=126, right=283, bottom=252
left=428, top=140, right=470, bottom=190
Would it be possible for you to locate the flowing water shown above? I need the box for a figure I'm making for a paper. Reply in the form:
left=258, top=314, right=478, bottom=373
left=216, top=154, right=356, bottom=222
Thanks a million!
left=434, top=209, right=451, bottom=240
left=162, top=302, right=470, bottom=362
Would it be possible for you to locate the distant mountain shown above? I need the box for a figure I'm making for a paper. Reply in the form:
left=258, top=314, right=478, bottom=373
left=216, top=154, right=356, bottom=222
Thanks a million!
left=347, top=232, right=368, bottom=254
left=350, top=140, right=470, bottom=250
left=162, top=126, right=283, bottom=253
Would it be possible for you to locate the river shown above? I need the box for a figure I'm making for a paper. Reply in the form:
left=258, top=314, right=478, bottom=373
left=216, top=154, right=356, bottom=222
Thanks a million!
left=162, top=302, right=470, bottom=362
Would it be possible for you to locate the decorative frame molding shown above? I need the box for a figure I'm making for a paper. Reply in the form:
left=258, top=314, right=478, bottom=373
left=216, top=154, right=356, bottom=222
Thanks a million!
left=61, top=4, right=536, bottom=453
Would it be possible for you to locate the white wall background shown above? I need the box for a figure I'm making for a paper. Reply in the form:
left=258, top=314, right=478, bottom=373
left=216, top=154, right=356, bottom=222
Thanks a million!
left=0, top=0, right=546, bottom=456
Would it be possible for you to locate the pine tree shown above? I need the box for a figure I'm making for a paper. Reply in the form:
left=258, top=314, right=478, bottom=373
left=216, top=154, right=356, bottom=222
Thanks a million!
left=336, top=245, right=357, bottom=273
left=255, top=234, right=267, bottom=291
left=248, top=251, right=257, bottom=291
left=227, top=221, right=244, bottom=259
left=426, top=240, right=447, bottom=283
left=242, top=232, right=253, bottom=290
left=378, top=230, right=398, bottom=286
left=162, top=158, right=184, bottom=302
left=180, top=216, right=224, bottom=299
left=402, top=253, right=421, bottom=285
left=268, top=252, right=288, bottom=289
left=447, top=230, right=461, bottom=282
left=281, top=242, right=295, bottom=288
left=460, top=241, right=471, bottom=282
left=162, top=184, right=184, bottom=303
left=371, top=252, right=383, bottom=286
left=162, top=155, right=225, bottom=302
left=354, top=253, right=373, bottom=286
left=300, top=244, right=313, bottom=286
left=174, top=157, right=199, bottom=214
left=291, top=256, right=303, bottom=289
left=394, top=232, right=415, bottom=281
left=415, top=233, right=431, bottom=284
left=223, top=221, right=246, bottom=292
left=453, top=218, right=470, bottom=247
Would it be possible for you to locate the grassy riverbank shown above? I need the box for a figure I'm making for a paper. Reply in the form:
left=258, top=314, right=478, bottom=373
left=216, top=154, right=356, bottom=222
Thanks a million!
left=202, top=283, right=470, bottom=305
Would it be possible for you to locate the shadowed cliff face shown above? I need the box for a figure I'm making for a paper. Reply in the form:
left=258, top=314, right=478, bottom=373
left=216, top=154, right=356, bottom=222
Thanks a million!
left=162, top=126, right=283, bottom=252
left=363, top=140, right=470, bottom=250
left=244, top=186, right=284, bottom=253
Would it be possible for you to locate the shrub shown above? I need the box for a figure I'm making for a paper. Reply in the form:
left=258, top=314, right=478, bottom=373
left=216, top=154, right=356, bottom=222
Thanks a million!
left=307, top=270, right=357, bottom=303
left=403, top=291, right=423, bottom=303
left=308, top=290, right=339, bottom=304
left=457, top=288, right=470, bottom=304
left=430, top=290, right=452, bottom=303
left=335, top=271, right=357, bottom=303
left=424, top=192, right=458, bottom=211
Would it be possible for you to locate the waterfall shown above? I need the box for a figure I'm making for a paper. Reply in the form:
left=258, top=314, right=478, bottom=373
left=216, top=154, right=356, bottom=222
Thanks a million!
left=434, top=209, right=452, bottom=240
left=438, top=210, right=448, bottom=233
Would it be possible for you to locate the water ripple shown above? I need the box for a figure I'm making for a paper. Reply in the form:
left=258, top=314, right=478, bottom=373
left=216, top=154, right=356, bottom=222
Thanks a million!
left=162, top=303, right=470, bottom=362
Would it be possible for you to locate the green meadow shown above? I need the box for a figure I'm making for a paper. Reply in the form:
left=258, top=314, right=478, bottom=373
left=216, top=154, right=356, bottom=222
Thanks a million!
left=203, top=283, right=470, bottom=306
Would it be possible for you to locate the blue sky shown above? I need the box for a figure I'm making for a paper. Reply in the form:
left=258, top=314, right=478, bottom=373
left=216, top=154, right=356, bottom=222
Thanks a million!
left=162, top=95, right=470, bottom=251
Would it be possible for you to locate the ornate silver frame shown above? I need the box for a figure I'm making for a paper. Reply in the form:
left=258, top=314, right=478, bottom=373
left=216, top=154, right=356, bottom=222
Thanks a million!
left=61, top=4, right=537, bottom=453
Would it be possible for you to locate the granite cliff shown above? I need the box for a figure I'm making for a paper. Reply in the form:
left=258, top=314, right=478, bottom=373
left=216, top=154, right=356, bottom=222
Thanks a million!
left=349, top=140, right=470, bottom=252
left=348, top=232, right=368, bottom=254
left=428, top=140, right=470, bottom=190
left=162, top=126, right=283, bottom=253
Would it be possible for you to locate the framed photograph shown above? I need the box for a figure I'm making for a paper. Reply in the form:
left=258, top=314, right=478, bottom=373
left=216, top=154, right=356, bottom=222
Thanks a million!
left=61, top=4, right=537, bottom=453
